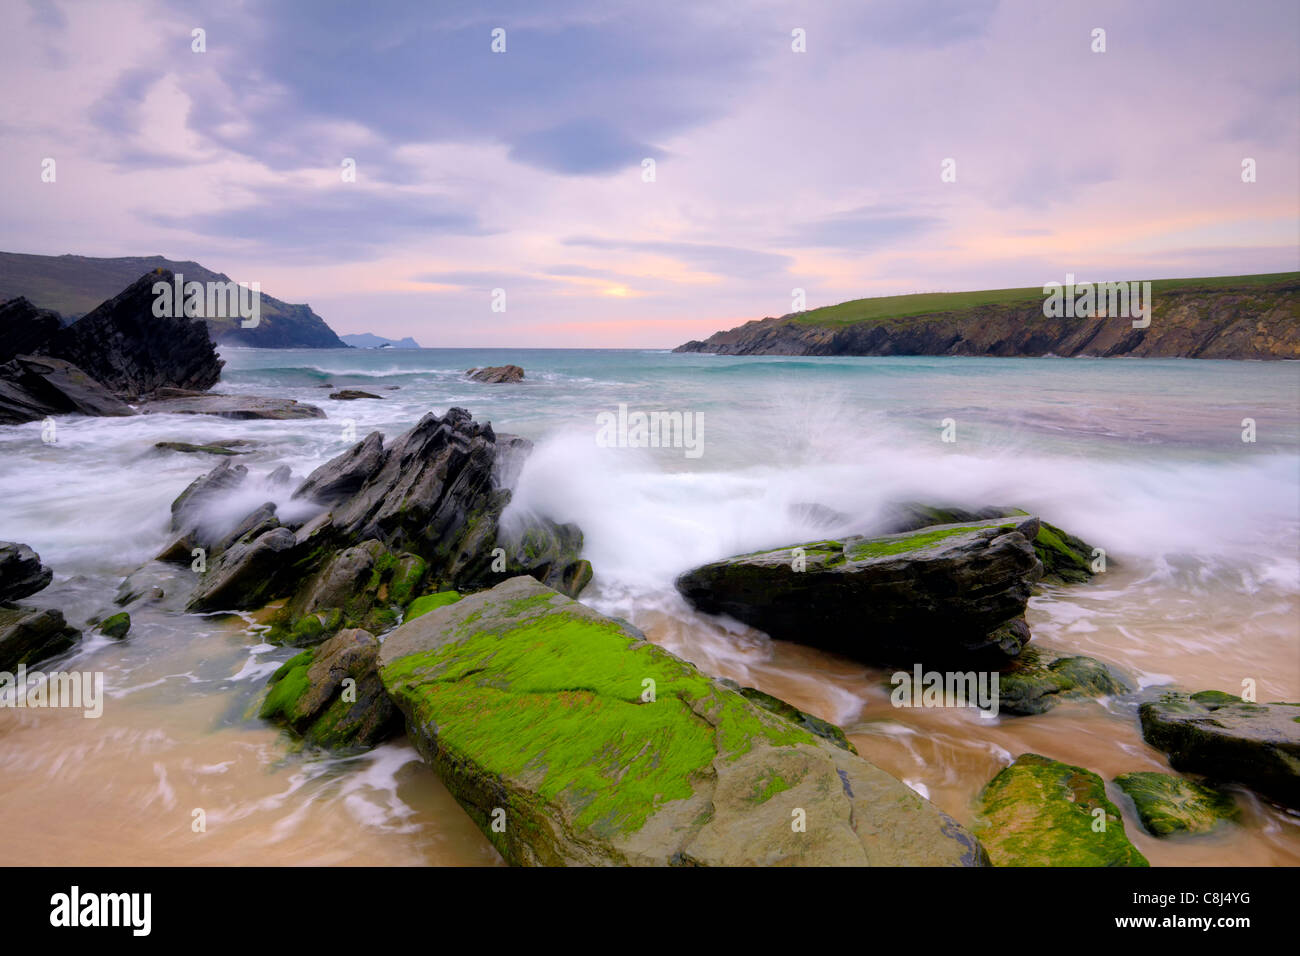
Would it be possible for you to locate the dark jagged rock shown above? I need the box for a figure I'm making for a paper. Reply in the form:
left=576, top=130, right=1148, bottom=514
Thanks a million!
left=187, top=527, right=299, bottom=612
left=379, top=575, right=986, bottom=866
left=0, top=541, right=53, bottom=602
left=974, top=754, right=1148, bottom=867
left=259, top=628, right=400, bottom=750
left=1139, top=690, right=1300, bottom=808
left=998, top=647, right=1129, bottom=715
left=328, top=389, right=382, bottom=400
left=212, top=502, right=279, bottom=554
left=141, top=393, right=325, bottom=420
left=290, top=432, right=384, bottom=508
left=36, top=270, right=223, bottom=399
left=157, top=460, right=249, bottom=562
left=1113, top=772, right=1239, bottom=837
left=153, top=440, right=249, bottom=456
left=0, top=354, right=137, bottom=424
left=0, top=606, right=81, bottom=671
left=675, top=516, right=1043, bottom=665
left=466, top=364, right=524, bottom=384
left=0, top=297, right=64, bottom=363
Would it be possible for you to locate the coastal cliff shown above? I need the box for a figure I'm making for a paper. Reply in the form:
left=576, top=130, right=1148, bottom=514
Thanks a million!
left=674, top=273, right=1300, bottom=359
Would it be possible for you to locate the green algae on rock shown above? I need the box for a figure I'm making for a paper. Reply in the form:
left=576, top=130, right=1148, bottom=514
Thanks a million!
left=998, top=647, right=1129, bottom=715
left=1113, top=772, right=1239, bottom=837
left=721, top=681, right=857, bottom=754
left=974, top=753, right=1149, bottom=867
left=675, top=516, right=1043, bottom=666
left=379, top=575, right=987, bottom=866
left=96, top=611, right=131, bottom=640
left=405, top=590, right=461, bottom=621
left=1139, top=690, right=1300, bottom=809
left=259, top=628, right=400, bottom=750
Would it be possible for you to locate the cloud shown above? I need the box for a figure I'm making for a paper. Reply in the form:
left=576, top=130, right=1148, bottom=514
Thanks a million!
left=563, top=237, right=792, bottom=279
left=780, top=206, right=940, bottom=250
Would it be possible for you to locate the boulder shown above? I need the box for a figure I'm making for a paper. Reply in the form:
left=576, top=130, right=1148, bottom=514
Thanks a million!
left=37, top=270, right=223, bottom=398
left=0, top=541, right=53, bottom=602
left=259, top=628, right=400, bottom=750
left=973, top=753, right=1148, bottom=867
left=187, top=527, right=299, bottom=612
left=0, top=297, right=64, bottom=363
left=141, top=393, right=325, bottom=420
left=96, top=611, right=131, bottom=640
left=1139, top=690, right=1300, bottom=808
left=379, top=575, right=986, bottom=866
left=1113, top=772, right=1239, bottom=837
left=466, top=365, right=524, bottom=384
left=998, top=647, right=1129, bottom=715
left=675, top=516, right=1043, bottom=665
left=0, top=354, right=137, bottom=424
left=0, top=606, right=81, bottom=671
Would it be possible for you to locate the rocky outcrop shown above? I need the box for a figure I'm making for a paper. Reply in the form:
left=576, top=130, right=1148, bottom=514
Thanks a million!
left=0, top=541, right=54, bottom=602
left=998, top=648, right=1129, bottom=715
left=466, top=365, right=524, bottom=384
left=1113, top=772, right=1239, bottom=837
left=35, top=271, right=223, bottom=398
left=974, top=754, right=1149, bottom=866
left=141, top=393, right=325, bottom=420
left=0, top=606, right=81, bottom=671
left=0, top=355, right=137, bottom=425
left=1139, top=690, right=1300, bottom=809
left=379, top=575, right=986, bottom=866
left=259, top=628, right=400, bottom=750
left=328, top=389, right=382, bottom=400
left=675, top=516, right=1043, bottom=665
left=0, top=297, right=64, bottom=363
left=674, top=274, right=1300, bottom=359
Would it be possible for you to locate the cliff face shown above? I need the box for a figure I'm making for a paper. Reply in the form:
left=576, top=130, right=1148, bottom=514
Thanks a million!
left=675, top=276, right=1300, bottom=359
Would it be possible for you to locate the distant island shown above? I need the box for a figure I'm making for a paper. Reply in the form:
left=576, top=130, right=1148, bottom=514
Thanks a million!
left=340, top=333, right=421, bottom=349
left=0, top=252, right=347, bottom=349
left=675, top=272, right=1300, bottom=359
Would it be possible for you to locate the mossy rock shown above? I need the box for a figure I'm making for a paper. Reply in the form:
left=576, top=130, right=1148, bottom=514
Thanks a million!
left=406, top=590, right=461, bottom=621
left=728, top=683, right=857, bottom=754
left=998, top=647, right=1129, bottom=715
left=97, top=611, right=131, bottom=640
left=974, top=753, right=1149, bottom=867
left=1113, top=772, right=1239, bottom=837
left=379, top=575, right=987, bottom=867
left=259, top=628, right=400, bottom=750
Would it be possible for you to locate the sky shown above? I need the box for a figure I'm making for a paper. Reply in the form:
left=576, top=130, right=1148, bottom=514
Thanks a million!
left=0, top=0, right=1297, bottom=347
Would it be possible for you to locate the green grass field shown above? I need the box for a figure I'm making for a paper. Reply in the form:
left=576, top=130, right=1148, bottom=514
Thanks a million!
left=792, top=272, right=1300, bottom=328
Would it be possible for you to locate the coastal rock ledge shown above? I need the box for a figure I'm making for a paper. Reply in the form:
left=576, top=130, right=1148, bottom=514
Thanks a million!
left=379, top=575, right=987, bottom=867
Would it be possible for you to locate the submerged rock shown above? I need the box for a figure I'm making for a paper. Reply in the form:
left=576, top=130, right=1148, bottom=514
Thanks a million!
left=259, top=628, right=400, bottom=750
left=96, top=611, right=131, bottom=640
left=0, top=606, right=81, bottom=671
left=1139, top=690, right=1300, bottom=809
left=379, top=575, right=986, bottom=866
left=0, top=541, right=53, bottom=602
left=466, top=365, right=524, bottom=384
left=998, top=648, right=1129, bottom=715
left=0, top=354, right=137, bottom=425
left=675, top=516, right=1043, bottom=665
left=328, top=389, right=382, bottom=400
left=141, top=393, right=325, bottom=420
left=974, top=753, right=1149, bottom=867
left=153, top=440, right=249, bottom=456
left=1113, top=771, right=1239, bottom=837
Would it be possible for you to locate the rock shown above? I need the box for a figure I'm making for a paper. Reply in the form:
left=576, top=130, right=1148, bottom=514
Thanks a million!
left=405, top=590, right=461, bottom=620
left=187, top=527, right=299, bottom=612
left=720, top=681, right=857, bottom=754
left=876, top=504, right=1102, bottom=585
left=498, top=518, right=593, bottom=598
left=259, top=628, right=400, bottom=750
left=974, top=754, right=1149, bottom=867
left=1139, top=690, right=1300, bottom=808
left=97, top=611, right=131, bottom=640
left=141, top=393, right=325, bottom=420
left=0, top=297, right=64, bottom=363
left=998, top=647, right=1129, bottom=715
left=675, top=516, right=1043, bottom=665
left=466, top=365, right=524, bottom=384
left=1113, top=772, right=1239, bottom=837
left=0, top=541, right=53, bottom=602
left=378, top=575, right=986, bottom=866
left=0, top=354, right=138, bottom=424
left=291, top=432, right=384, bottom=509
left=266, top=465, right=295, bottom=488
left=36, top=270, right=223, bottom=399
left=158, top=459, right=251, bottom=562
left=328, top=389, right=382, bottom=400
left=0, top=606, right=81, bottom=671
left=212, top=502, right=279, bottom=554
left=153, top=441, right=248, bottom=456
